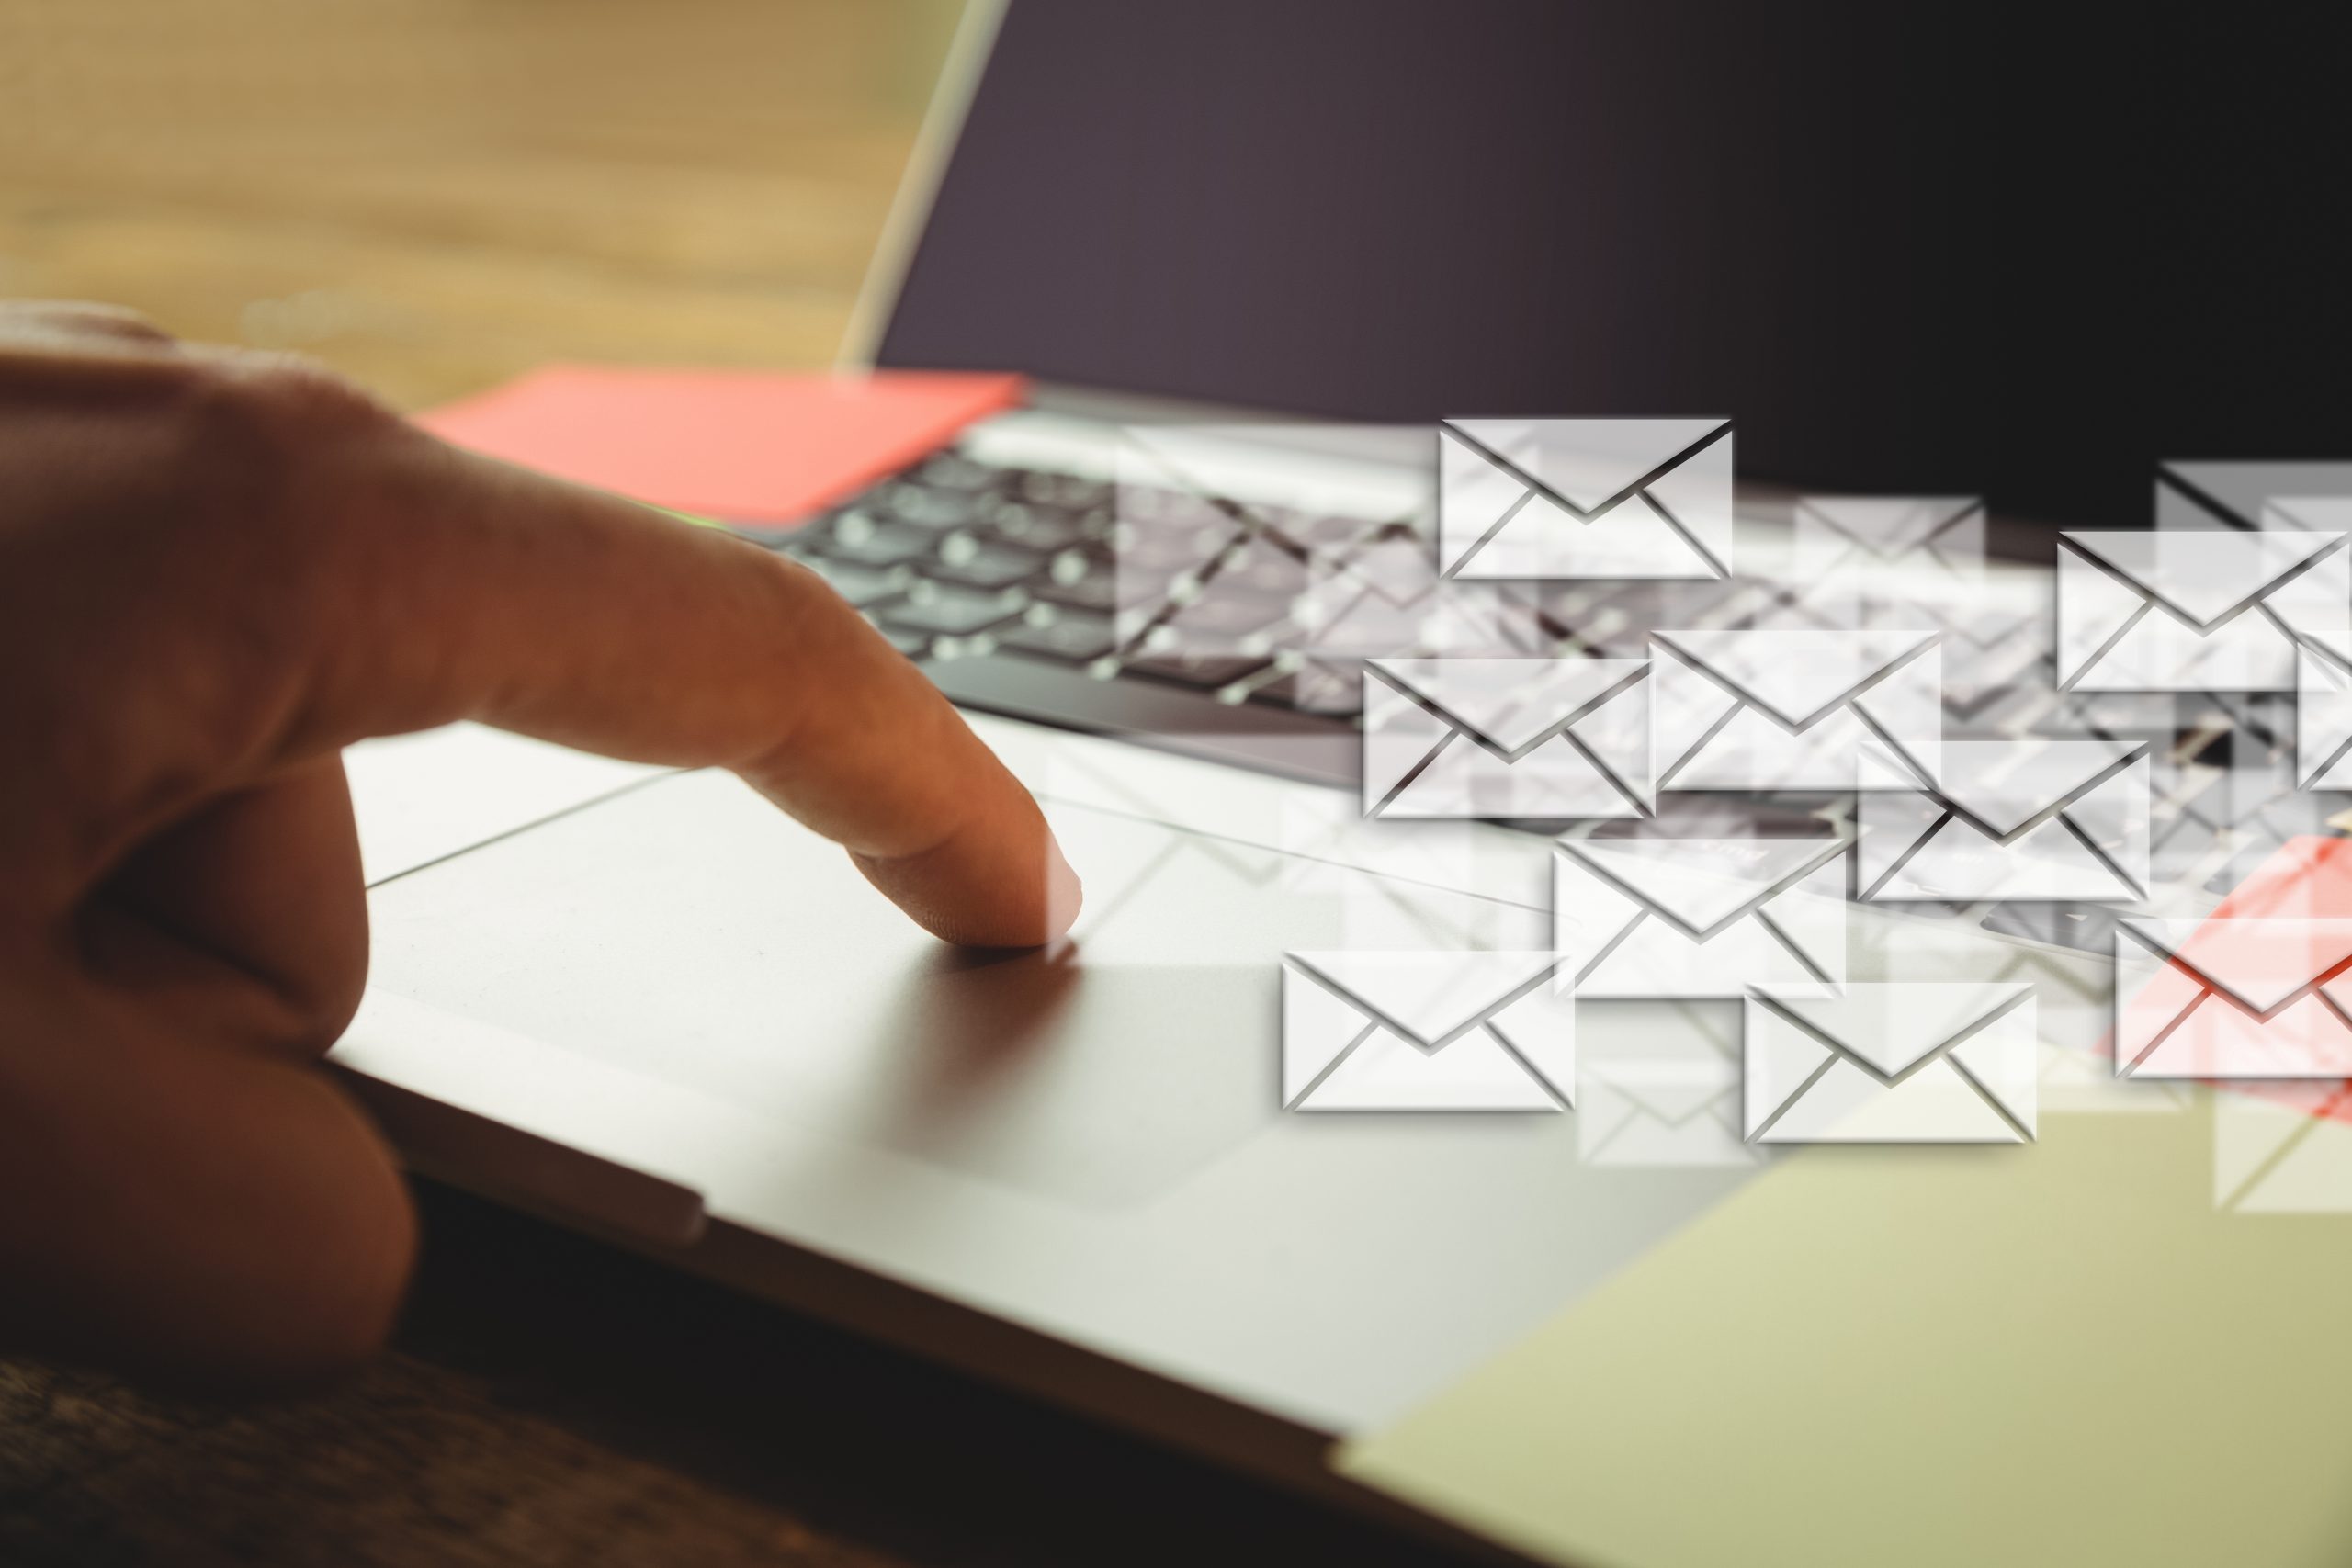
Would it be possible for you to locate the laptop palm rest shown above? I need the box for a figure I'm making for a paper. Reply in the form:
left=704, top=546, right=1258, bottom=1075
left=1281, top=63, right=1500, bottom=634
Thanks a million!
left=340, top=721, right=1770, bottom=1436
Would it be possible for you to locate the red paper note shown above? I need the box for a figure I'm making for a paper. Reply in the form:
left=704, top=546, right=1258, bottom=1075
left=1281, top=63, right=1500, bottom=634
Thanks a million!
left=414, top=365, right=1026, bottom=525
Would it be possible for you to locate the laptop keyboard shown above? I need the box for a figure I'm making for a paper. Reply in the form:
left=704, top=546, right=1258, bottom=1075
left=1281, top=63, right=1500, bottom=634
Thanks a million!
left=755, top=451, right=1376, bottom=711
left=741, top=444, right=2346, bottom=956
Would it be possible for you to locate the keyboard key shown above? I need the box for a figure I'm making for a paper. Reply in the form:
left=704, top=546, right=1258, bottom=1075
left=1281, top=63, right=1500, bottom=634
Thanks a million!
left=1250, top=661, right=1365, bottom=716
left=1034, top=558, right=1118, bottom=613
left=996, top=612, right=1118, bottom=662
left=1115, top=513, right=1232, bottom=573
left=1125, top=652, right=1272, bottom=691
left=929, top=534, right=1045, bottom=590
left=908, top=453, right=998, bottom=491
left=981, top=502, right=1096, bottom=552
left=926, top=654, right=1358, bottom=788
left=813, top=513, right=936, bottom=569
left=1149, top=587, right=1295, bottom=644
left=1020, top=469, right=1111, bottom=510
left=875, top=483, right=982, bottom=530
left=877, top=585, right=1025, bottom=637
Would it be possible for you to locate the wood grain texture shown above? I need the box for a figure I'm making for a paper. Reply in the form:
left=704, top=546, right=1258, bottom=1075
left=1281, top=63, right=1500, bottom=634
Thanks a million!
left=0, top=1356, right=897, bottom=1568
left=0, top=0, right=962, bottom=409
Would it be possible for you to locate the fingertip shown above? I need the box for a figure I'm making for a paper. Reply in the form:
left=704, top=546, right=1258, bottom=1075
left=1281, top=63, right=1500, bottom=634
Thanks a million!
left=1034, top=825, right=1085, bottom=946
left=1050, top=830, right=1085, bottom=930
left=850, top=807, right=1082, bottom=950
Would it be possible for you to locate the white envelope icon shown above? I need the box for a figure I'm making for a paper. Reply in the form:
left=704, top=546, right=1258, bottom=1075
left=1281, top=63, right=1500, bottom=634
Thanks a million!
left=1281, top=950, right=1571, bottom=1111
left=2114, top=918, right=2352, bottom=1079
left=2055, top=529, right=2352, bottom=692
left=2173, top=694, right=2352, bottom=855
left=1113, top=424, right=1426, bottom=660
left=1296, top=523, right=1555, bottom=658
left=2298, top=646, right=2352, bottom=789
left=1753, top=496, right=2038, bottom=719
left=1553, top=837, right=1847, bottom=999
left=1363, top=658, right=1650, bottom=820
left=1780, top=495, right=1988, bottom=616
left=1579, top=1023, right=1762, bottom=1167
left=2214, top=1084, right=2352, bottom=1213
left=2158, top=460, right=2352, bottom=537
left=1855, top=739, right=2150, bottom=903
left=1436, top=418, right=1734, bottom=581
left=1650, top=628, right=1942, bottom=792
left=2010, top=686, right=2180, bottom=745
left=1746, top=982, right=2039, bottom=1144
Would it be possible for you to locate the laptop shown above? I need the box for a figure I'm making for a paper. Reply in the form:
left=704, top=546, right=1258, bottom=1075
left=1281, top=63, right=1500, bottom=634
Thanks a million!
left=331, top=0, right=2338, bottom=1531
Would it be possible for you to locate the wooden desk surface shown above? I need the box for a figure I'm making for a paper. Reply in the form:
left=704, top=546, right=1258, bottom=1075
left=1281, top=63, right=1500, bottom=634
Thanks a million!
left=0, top=0, right=952, bottom=411
left=0, top=3, right=1484, bottom=1562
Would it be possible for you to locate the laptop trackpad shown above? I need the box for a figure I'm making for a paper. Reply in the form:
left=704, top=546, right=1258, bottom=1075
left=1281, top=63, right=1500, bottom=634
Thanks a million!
left=363, top=767, right=1545, bottom=1210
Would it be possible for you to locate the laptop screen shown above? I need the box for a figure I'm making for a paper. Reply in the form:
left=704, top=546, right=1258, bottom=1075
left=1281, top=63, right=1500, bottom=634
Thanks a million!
left=876, top=1, right=2349, bottom=529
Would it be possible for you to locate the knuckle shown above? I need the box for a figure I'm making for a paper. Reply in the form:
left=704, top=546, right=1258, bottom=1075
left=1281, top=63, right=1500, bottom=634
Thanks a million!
left=161, top=352, right=405, bottom=592
left=775, top=547, right=897, bottom=648
left=184, top=350, right=396, bottom=465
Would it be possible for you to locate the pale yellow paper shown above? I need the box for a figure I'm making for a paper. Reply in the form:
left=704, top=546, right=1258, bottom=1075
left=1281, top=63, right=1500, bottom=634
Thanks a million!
left=1339, top=1096, right=2352, bottom=1568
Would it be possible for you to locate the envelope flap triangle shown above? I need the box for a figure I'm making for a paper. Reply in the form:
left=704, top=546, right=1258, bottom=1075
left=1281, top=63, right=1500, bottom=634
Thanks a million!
left=1761, top=983, right=2023, bottom=1078
left=1318, top=528, right=1450, bottom=609
left=1948, top=1025, right=2037, bottom=1129
left=1287, top=951, right=1556, bottom=1049
left=2301, top=649, right=2352, bottom=784
left=1935, top=739, right=2142, bottom=838
left=1566, top=838, right=1836, bottom=934
left=1613, top=1058, right=1739, bottom=1123
left=1370, top=658, right=1640, bottom=753
left=1656, top=629, right=1936, bottom=727
left=2064, top=530, right=2342, bottom=627
left=2128, top=919, right=2352, bottom=1016
left=1799, top=496, right=1978, bottom=559
left=2323, top=972, right=2352, bottom=1019
left=1446, top=418, right=1725, bottom=514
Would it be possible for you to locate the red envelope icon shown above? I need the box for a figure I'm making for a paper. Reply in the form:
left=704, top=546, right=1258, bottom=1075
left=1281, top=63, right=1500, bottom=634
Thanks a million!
left=2115, top=917, right=2352, bottom=1078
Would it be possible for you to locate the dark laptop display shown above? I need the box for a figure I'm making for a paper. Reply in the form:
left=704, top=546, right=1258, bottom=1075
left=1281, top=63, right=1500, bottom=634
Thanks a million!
left=878, top=0, right=2352, bottom=530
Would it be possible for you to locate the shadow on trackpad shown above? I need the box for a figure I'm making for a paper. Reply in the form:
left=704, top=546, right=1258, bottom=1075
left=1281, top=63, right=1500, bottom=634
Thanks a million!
left=365, top=770, right=1544, bottom=1210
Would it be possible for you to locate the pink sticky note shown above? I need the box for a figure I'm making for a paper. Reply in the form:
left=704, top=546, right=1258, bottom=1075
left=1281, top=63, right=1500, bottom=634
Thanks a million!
left=413, top=365, right=1027, bottom=526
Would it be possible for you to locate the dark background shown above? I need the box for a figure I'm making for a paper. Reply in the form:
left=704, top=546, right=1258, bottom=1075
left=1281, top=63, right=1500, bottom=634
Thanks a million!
left=882, top=0, right=2352, bottom=531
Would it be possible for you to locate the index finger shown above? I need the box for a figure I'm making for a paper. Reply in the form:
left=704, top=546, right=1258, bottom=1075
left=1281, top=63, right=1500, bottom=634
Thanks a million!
left=280, top=387, right=1080, bottom=948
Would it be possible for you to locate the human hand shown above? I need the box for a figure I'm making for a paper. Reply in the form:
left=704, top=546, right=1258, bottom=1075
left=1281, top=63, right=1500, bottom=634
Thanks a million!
left=0, top=302, right=1079, bottom=1386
